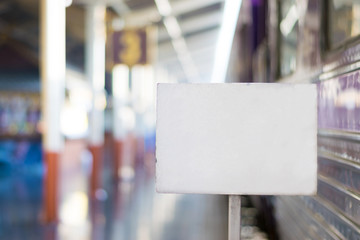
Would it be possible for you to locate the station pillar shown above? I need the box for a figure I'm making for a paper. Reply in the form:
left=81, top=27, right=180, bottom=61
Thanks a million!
left=40, top=0, right=66, bottom=223
left=112, top=65, right=130, bottom=179
left=86, top=4, right=106, bottom=197
left=131, top=66, right=153, bottom=168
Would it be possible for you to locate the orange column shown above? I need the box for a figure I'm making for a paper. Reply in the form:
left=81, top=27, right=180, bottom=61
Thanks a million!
left=89, top=145, right=103, bottom=195
left=40, top=0, right=66, bottom=222
left=86, top=4, right=106, bottom=197
left=43, top=152, right=59, bottom=222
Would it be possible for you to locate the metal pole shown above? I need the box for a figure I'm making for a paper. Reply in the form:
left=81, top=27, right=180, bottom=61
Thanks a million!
left=229, top=195, right=241, bottom=240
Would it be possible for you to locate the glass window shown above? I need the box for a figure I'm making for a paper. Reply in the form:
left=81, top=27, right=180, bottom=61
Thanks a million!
left=327, top=1, right=360, bottom=50
left=279, top=0, right=298, bottom=77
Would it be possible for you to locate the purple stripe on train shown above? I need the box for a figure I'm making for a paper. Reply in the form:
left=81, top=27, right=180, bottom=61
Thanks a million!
left=318, top=70, right=360, bottom=132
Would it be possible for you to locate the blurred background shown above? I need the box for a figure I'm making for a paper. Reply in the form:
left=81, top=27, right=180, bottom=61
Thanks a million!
left=5, top=0, right=358, bottom=239
left=0, top=0, right=271, bottom=239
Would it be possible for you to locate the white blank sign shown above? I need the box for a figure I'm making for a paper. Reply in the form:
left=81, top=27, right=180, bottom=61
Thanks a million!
left=156, top=83, right=317, bottom=195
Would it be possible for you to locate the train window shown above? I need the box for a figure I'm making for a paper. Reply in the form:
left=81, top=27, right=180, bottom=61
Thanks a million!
left=279, top=0, right=298, bottom=77
left=327, top=1, right=360, bottom=50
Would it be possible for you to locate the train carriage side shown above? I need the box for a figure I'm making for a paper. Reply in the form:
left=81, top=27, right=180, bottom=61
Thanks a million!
left=263, top=0, right=360, bottom=239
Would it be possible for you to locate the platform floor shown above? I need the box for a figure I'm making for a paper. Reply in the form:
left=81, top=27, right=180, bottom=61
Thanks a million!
left=0, top=139, right=228, bottom=240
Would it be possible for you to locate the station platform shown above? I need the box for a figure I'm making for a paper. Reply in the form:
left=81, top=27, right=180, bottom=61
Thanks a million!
left=0, top=132, right=273, bottom=240
left=0, top=136, right=230, bottom=240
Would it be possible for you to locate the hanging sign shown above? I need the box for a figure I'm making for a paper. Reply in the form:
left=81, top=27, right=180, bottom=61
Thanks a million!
left=113, top=29, right=147, bottom=67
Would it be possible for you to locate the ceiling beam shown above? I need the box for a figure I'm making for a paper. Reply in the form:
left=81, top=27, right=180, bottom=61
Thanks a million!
left=122, top=0, right=224, bottom=27
left=158, top=11, right=222, bottom=42
left=158, top=25, right=219, bottom=54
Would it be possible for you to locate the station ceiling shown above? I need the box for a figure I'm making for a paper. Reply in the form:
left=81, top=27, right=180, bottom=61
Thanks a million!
left=0, top=0, right=224, bottom=83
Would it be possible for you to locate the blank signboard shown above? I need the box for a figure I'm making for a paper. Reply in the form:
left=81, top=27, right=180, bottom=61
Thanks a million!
left=156, top=83, right=317, bottom=195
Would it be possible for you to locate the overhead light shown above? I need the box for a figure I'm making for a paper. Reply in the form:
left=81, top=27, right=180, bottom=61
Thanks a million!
left=163, top=16, right=182, bottom=39
left=211, top=0, right=242, bottom=83
left=177, top=53, right=198, bottom=80
left=172, top=37, right=187, bottom=55
left=154, top=0, right=172, bottom=17
left=154, top=0, right=200, bottom=82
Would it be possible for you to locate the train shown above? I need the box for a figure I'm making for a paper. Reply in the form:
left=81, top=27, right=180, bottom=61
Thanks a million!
left=231, top=0, right=360, bottom=239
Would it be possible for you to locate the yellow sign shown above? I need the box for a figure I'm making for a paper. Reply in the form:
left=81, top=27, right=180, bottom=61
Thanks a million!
left=113, top=29, right=147, bottom=67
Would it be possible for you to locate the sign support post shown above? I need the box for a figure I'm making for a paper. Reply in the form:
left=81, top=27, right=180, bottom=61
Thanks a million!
left=229, top=195, right=242, bottom=240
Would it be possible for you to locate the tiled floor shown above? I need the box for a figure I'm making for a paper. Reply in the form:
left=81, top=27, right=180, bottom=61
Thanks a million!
left=0, top=139, right=228, bottom=240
